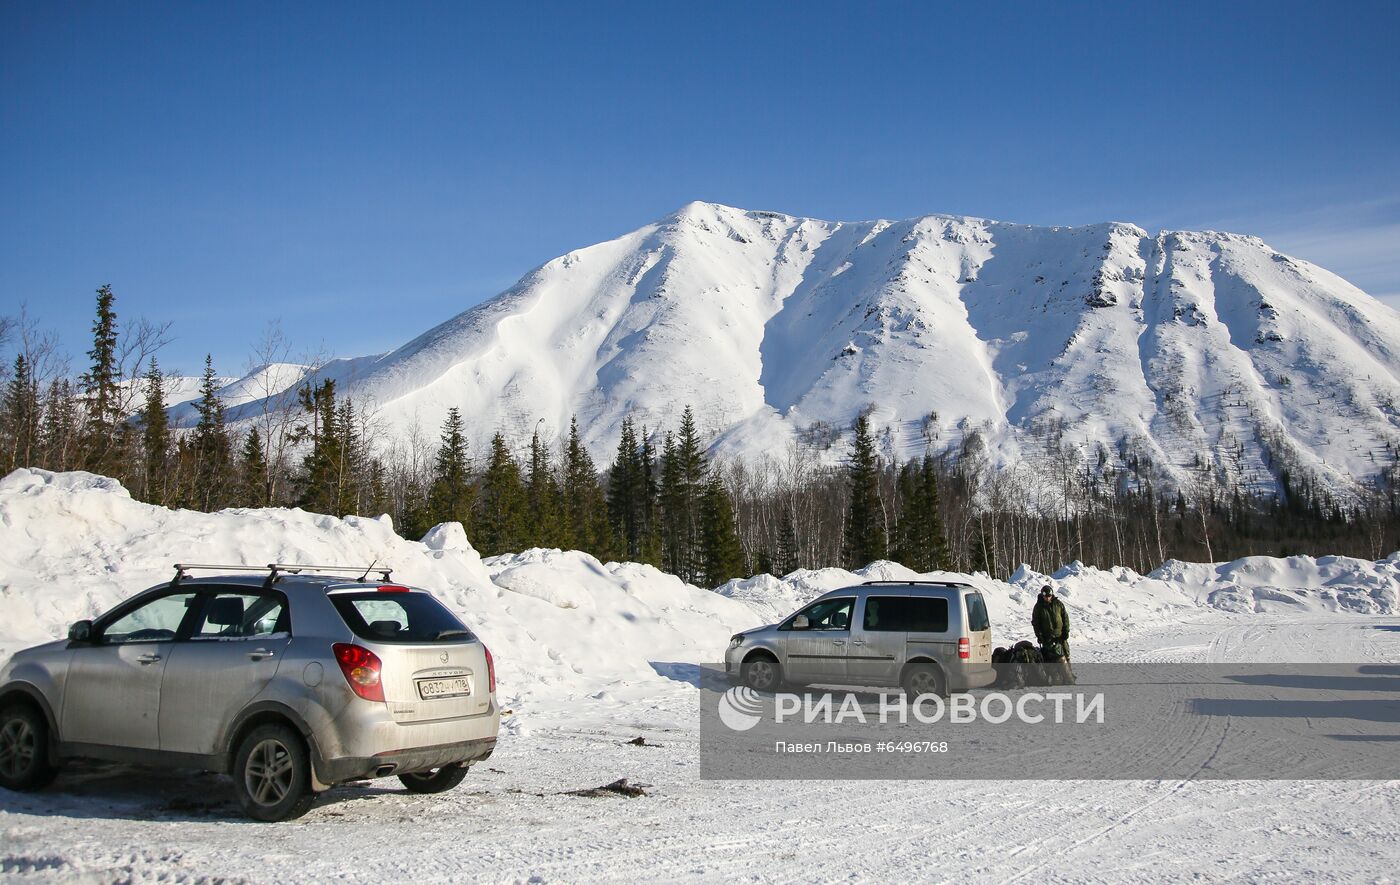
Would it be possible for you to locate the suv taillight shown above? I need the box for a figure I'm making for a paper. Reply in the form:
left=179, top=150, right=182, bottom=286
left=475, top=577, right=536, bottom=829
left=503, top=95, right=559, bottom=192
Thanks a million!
left=333, top=643, right=385, bottom=702
left=483, top=644, right=496, bottom=694
left=958, top=637, right=970, bottom=660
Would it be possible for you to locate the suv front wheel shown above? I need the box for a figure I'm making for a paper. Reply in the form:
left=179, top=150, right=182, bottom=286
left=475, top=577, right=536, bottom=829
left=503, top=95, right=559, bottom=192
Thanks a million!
left=0, top=703, right=58, bottom=791
left=232, top=724, right=314, bottom=821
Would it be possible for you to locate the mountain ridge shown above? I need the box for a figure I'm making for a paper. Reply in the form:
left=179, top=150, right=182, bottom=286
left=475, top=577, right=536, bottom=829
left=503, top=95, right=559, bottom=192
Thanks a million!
left=187, top=202, right=1400, bottom=501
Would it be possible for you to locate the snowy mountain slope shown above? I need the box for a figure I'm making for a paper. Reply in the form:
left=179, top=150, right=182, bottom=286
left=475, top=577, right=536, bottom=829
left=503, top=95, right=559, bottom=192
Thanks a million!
left=216, top=203, right=1400, bottom=498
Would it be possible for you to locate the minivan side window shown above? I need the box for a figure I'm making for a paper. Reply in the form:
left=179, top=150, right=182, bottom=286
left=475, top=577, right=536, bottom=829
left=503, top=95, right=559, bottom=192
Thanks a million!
left=965, top=592, right=990, bottom=632
left=863, top=596, right=949, bottom=632
left=781, top=598, right=854, bottom=631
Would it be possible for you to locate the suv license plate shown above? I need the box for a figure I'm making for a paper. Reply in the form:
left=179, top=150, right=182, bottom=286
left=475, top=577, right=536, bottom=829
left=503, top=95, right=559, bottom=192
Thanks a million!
left=417, top=676, right=471, bottom=699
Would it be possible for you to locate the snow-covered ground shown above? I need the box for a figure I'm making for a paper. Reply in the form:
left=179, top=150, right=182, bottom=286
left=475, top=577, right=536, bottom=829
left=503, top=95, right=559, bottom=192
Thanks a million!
left=2, top=468, right=1399, bottom=882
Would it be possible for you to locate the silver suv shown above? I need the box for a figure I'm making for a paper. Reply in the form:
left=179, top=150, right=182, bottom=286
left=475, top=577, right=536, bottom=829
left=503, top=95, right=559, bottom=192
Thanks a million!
left=724, top=581, right=995, bottom=696
left=0, top=563, right=500, bottom=821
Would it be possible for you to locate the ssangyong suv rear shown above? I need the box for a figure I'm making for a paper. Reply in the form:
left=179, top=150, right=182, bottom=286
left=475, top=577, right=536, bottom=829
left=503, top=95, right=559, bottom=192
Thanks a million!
left=314, top=584, right=500, bottom=791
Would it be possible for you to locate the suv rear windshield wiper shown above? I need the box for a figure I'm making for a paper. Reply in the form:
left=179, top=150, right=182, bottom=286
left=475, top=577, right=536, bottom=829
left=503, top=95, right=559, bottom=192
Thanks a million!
left=433, top=629, right=473, bottom=641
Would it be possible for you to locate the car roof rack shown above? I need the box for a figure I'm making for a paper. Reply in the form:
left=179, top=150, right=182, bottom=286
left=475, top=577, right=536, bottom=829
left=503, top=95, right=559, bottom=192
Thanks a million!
left=171, top=562, right=394, bottom=589
left=860, top=580, right=969, bottom=586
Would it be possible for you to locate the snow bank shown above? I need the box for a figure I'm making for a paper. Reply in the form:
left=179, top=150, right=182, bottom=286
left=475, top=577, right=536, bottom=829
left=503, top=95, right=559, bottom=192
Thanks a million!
left=0, top=469, right=758, bottom=719
left=2, top=469, right=1397, bottom=723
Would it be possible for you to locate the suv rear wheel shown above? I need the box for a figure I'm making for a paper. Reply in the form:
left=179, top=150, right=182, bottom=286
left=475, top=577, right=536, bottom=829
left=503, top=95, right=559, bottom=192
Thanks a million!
left=398, top=763, right=468, bottom=794
left=232, top=724, right=314, bottom=821
left=0, top=703, right=58, bottom=791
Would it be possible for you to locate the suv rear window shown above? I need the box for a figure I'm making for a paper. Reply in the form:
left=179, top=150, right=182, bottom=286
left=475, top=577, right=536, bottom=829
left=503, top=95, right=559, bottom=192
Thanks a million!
left=965, top=592, right=990, bottom=632
left=330, top=592, right=475, bottom=644
left=864, top=596, right=949, bottom=632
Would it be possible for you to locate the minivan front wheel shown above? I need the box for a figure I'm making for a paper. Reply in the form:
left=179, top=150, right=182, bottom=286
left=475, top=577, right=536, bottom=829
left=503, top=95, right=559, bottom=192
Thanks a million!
left=232, top=724, right=314, bottom=821
left=902, top=663, right=948, bottom=700
left=741, top=655, right=782, bottom=692
left=0, top=703, right=58, bottom=791
left=399, top=763, right=468, bottom=794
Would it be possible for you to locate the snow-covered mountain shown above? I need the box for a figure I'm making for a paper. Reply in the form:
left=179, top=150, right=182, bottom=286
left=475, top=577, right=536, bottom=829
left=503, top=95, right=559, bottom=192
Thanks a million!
left=213, top=202, right=1400, bottom=498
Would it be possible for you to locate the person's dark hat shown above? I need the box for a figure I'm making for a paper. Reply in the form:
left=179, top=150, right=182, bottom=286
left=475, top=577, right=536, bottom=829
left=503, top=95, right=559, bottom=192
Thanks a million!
left=1040, top=585, right=1053, bottom=596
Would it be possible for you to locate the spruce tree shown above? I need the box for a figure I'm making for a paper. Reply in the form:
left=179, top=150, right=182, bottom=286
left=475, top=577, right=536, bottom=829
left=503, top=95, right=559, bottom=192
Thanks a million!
left=39, top=379, right=80, bottom=471
left=892, top=454, right=949, bottom=571
left=400, top=476, right=433, bottom=540
left=333, top=398, right=364, bottom=516
left=427, top=407, right=474, bottom=530
left=79, top=284, right=121, bottom=472
left=700, top=470, right=745, bottom=586
left=658, top=406, right=709, bottom=581
left=238, top=426, right=269, bottom=507
left=525, top=427, right=562, bottom=548
left=2, top=353, right=39, bottom=473
left=191, top=354, right=232, bottom=510
left=638, top=428, right=663, bottom=565
left=139, top=358, right=169, bottom=503
left=297, top=380, right=342, bottom=513
left=365, top=458, right=392, bottom=518
left=476, top=431, right=528, bottom=555
left=561, top=416, right=612, bottom=559
left=844, top=412, right=886, bottom=569
left=607, top=417, right=648, bottom=559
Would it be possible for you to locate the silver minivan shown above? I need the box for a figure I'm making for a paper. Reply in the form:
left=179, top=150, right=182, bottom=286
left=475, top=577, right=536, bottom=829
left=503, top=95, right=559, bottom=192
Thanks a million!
left=724, top=581, right=995, bottom=696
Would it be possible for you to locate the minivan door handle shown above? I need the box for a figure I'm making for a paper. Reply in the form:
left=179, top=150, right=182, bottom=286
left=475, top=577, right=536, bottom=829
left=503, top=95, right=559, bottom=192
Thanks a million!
left=831, top=639, right=846, bottom=646
left=851, top=639, right=866, bottom=646
left=248, top=648, right=276, bottom=661
left=137, top=653, right=162, bottom=664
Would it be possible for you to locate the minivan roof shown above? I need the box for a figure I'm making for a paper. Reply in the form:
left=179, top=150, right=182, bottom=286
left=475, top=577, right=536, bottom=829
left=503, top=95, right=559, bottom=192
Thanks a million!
left=816, top=582, right=975, bottom=601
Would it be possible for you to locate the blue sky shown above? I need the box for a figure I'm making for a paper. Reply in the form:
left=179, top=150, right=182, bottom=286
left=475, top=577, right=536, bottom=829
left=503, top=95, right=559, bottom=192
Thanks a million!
left=2, top=1, right=1398, bottom=376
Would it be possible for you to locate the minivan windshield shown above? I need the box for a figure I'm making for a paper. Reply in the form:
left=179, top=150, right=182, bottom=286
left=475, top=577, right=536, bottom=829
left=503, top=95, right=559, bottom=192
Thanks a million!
left=330, top=591, right=475, bottom=644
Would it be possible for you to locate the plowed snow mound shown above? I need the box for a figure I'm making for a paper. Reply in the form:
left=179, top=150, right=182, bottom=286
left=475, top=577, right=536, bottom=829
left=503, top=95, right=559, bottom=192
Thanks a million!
left=2, top=468, right=1397, bottom=720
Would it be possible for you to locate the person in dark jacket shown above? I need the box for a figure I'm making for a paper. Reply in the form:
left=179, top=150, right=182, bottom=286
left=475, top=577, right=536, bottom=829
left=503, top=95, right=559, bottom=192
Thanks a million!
left=1032, top=585, right=1071, bottom=669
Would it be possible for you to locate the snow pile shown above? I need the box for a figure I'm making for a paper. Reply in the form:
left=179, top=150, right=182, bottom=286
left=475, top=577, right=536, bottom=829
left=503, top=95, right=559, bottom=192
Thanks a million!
left=0, top=469, right=758, bottom=719
left=2, top=469, right=1398, bottom=723
left=1150, top=555, right=1400, bottom=615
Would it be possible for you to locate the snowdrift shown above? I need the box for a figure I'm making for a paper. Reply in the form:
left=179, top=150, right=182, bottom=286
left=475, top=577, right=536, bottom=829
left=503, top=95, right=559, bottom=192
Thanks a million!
left=2, top=469, right=1397, bottom=722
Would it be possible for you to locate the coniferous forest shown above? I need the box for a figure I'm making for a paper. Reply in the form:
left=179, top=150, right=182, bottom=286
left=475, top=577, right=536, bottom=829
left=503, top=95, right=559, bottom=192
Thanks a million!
left=2, top=287, right=1398, bottom=586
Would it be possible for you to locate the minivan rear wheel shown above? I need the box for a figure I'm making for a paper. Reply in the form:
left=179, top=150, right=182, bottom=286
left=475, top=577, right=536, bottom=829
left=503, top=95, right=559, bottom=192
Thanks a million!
left=0, top=703, right=58, bottom=791
left=741, top=655, right=782, bottom=692
left=232, top=724, right=314, bottom=821
left=902, top=663, right=948, bottom=699
left=398, top=763, right=468, bottom=794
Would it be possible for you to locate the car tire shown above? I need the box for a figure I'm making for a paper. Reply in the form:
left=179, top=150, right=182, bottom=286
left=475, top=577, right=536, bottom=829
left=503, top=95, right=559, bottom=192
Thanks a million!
left=901, top=663, right=948, bottom=699
left=398, top=764, right=468, bottom=794
left=0, top=703, right=58, bottom=791
left=232, top=724, right=314, bottom=822
left=741, top=655, right=782, bottom=692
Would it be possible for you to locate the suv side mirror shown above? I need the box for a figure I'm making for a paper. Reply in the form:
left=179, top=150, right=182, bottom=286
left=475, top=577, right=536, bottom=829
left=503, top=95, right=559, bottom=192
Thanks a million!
left=68, top=620, right=93, bottom=643
left=792, top=615, right=810, bottom=630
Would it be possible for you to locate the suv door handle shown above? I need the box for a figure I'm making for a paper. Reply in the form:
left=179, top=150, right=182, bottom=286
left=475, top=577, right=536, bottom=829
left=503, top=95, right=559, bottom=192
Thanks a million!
left=137, top=653, right=162, bottom=664
left=248, top=648, right=276, bottom=661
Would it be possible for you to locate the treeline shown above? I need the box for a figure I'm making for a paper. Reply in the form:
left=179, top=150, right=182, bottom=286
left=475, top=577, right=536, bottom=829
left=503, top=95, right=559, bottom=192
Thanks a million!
left=2, top=287, right=1398, bottom=587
